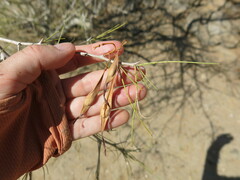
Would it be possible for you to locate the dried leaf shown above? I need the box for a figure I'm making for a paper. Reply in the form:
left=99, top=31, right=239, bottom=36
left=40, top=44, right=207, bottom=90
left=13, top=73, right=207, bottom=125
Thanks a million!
left=80, top=70, right=105, bottom=116
left=105, top=53, right=119, bottom=84
left=100, top=53, right=119, bottom=131
left=100, top=77, right=115, bottom=132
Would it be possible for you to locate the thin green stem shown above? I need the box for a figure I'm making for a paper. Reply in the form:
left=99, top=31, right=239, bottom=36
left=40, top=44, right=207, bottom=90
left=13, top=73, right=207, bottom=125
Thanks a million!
left=137, top=61, right=219, bottom=66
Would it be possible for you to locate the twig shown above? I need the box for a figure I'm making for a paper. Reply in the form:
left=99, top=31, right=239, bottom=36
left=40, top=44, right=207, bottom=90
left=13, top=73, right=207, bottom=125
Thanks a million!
left=0, top=37, right=43, bottom=46
left=0, top=37, right=43, bottom=51
left=0, top=46, right=10, bottom=61
left=0, top=37, right=140, bottom=67
left=76, top=52, right=140, bottom=67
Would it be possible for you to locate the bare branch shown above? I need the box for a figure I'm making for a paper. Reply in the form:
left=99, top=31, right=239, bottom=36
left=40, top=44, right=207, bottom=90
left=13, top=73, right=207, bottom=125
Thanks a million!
left=0, top=46, right=10, bottom=62
left=76, top=52, right=140, bottom=67
left=0, top=37, right=42, bottom=46
left=0, top=37, right=139, bottom=66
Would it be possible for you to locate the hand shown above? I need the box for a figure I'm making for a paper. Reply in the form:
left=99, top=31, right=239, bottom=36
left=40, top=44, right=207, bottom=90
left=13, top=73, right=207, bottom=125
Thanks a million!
left=0, top=41, right=147, bottom=140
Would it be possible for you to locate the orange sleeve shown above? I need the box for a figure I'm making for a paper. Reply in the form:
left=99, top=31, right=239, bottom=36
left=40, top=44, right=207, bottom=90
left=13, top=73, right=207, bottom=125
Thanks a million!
left=0, top=71, right=72, bottom=180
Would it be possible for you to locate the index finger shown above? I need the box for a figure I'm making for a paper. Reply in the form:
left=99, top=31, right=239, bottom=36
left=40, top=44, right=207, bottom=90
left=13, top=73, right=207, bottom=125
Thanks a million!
left=57, top=41, right=124, bottom=74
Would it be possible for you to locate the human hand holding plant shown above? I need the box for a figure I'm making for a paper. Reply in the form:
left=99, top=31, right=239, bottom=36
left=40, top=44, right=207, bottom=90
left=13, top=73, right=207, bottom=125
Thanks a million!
left=0, top=41, right=147, bottom=140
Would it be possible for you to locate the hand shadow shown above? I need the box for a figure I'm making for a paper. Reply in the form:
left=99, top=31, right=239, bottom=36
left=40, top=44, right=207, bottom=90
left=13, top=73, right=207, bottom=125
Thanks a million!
left=202, top=133, right=240, bottom=180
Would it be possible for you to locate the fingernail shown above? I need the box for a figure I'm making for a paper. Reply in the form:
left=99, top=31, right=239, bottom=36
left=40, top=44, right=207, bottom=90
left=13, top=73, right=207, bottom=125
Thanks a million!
left=93, top=43, right=115, bottom=54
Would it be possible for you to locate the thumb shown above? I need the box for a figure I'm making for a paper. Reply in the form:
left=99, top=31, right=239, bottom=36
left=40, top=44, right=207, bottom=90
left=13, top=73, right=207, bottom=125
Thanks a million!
left=0, top=43, right=75, bottom=99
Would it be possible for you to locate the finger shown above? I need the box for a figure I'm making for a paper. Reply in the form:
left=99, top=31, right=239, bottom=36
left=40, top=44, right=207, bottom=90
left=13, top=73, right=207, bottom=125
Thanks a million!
left=70, top=109, right=129, bottom=139
left=61, top=66, right=145, bottom=98
left=57, top=41, right=124, bottom=74
left=66, top=84, right=147, bottom=119
left=0, top=43, right=75, bottom=99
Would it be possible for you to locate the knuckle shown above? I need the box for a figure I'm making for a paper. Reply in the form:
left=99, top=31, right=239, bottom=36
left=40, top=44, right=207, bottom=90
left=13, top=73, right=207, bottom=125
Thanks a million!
left=25, top=45, right=43, bottom=55
left=20, top=45, right=45, bottom=69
